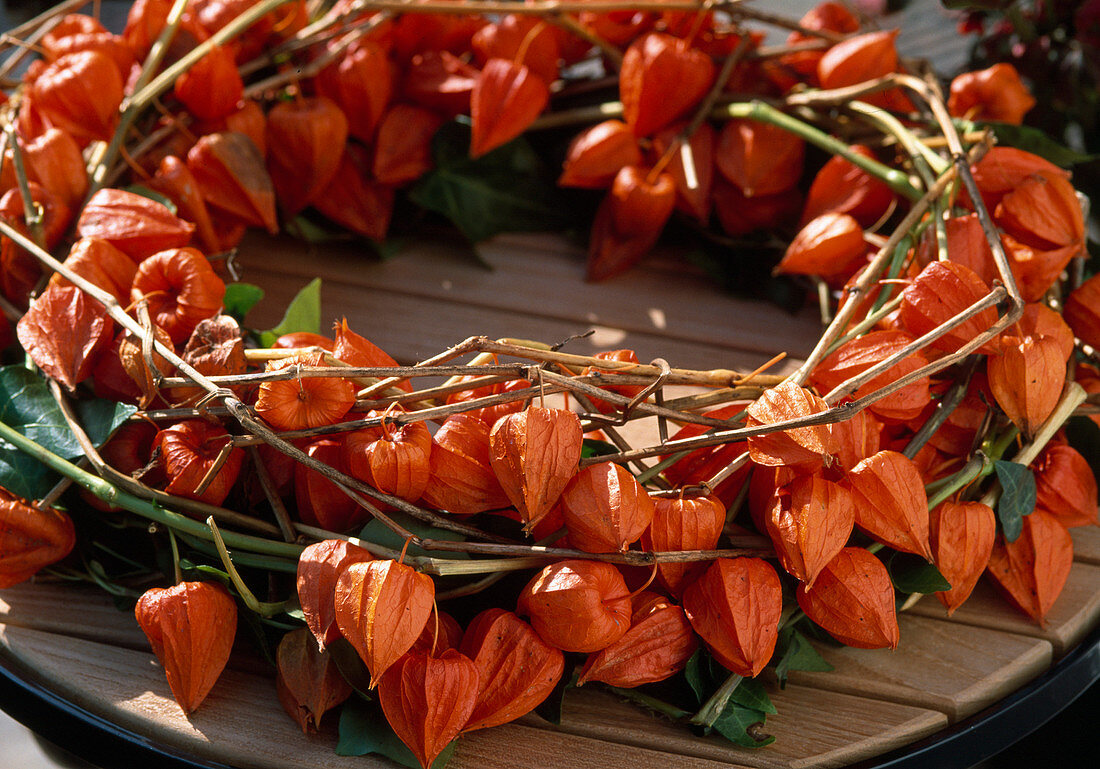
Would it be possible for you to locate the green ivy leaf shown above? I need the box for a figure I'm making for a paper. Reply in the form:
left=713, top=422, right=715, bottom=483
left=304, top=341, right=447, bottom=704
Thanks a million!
left=337, top=695, right=456, bottom=768
left=409, top=120, right=568, bottom=243
left=887, top=551, right=952, bottom=594
left=222, top=283, right=265, bottom=322
left=773, top=626, right=834, bottom=688
left=709, top=702, right=775, bottom=749
left=74, top=398, right=138, bottom=447
left=994, top=459, right=1037, bottom=542
left=257, top=277, right=322, bottom=348
left=730, top=678, right=777, bottom=715
left=581, top=438, right=619, bottom=459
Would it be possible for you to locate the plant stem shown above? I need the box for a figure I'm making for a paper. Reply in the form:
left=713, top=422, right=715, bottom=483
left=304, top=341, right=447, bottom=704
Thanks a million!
left=208, top=516, right=295, bottom=616
left=606, top=686, right=690, bottom=721
left=689, top=672, right=744, bottom=727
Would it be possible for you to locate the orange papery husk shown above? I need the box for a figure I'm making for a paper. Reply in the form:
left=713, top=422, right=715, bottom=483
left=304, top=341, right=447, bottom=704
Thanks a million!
left=316, top=39, right=395, bottom=144
left=516, top=559, right=631, bottom=653
left=134, top=581, right=237, bottom=714
left=831, top=407, right=883, bottom=471
left=48, top=238, right=136, bottom=305
left=776, top=1, right=860, bottom=85
left=313, top=145, right=394, bottom=242
left=16, top=284, right=113, bottom=391
left=390, top=5, right=485, bottom=59
left=78, top=421, right=162, bottom=511
left=1064, top=273, right=1100, bottom=351
left=0, top=489, right=76, bottom=588
left=809, top=330, right=931, bottom=423
left=30, top=51, right=123, bottom=147
left=186, top=132, right=279, bottom=234
left=661, top=410, right=754, bottom=509
left=766, top=472, right=855, bottom=588
left=76, top=188, right=195, bottom=262
left=421, top=413, right=511, bottom=515
left=266, top=96, right=349, bottom=217
left=333, top=317, right=412, bottom=392
left=998, top=232, right=1080, bottom=304
left=584, top=193, right=657, bottom=282
left=121, top=0, right=174, bottom=59
left=372, top=103, right=445, bottom=186
left=797, top=547, right=899, bottom=649
left=210, top=99, right=268, bottom=158
left=276, top=627, right=354, bottom=734
left=986, top=335, right=1065, bottom=438
left=0, top=182, right=72, bottom=303
left=581, top=348, right=645, bottom=415
left=578, top=8, right=655, bottom=47
left=682, top=557, right=783, bottom=677
left=745, top=381, right=839, bottom=470
left=130, top=247, right=225, bottom=345
left=297, top=538, right=376, bottom=650
left=799, top=145, right=895, bottom=227
left=411, top=608, right=464, bottom=657
left=1012, top=303, right=1075, bottom=363
left=948, top=63, right=1035, bottom=124
left=775, top=212, right=868, bottom=284
left=898, top=260, right=1001, bottom=355
left=845, top=450, right=932, bottom=560
left=716, top=118, right=805, bottom=198
left=995, top=173, right=1084, bottom=253
left=918, top=213, right=999, bottom=287
left=640, top=495, right=726, bottom=596
left=167, top=315, right=248, bottom=404
left=585, top=166, right=674, bottom=281
left=1031, top=444, right=1099, bottom=528
left=90, top=330, right=146, bottom=404
left=378, top=649, right=480, bottom=769
left=401, top=50, right=479, bottom=116
left=920, top=382, right=989, bottom=457
left=1077, top=363, right=1100, bottom=429
left=817, top=29, right=911, bottom=112
left=652, top=121, right=716, bottom=223
left=929, top=500, right=996, bottom=614
left=619, top=32, right=716, bottom=138
left=559, top=461, right=654, bottom=554
left=148, top=156, right=220, bottom=254
left=254, top=350, right=358, bottom=431
left=443, top=374, right=529, bottom=427
left=471, top=15, right=560, bottom=83
left=20, top=128, right=88, bottom=211
left=964, top=147, right=1071, bottom=213
left=271, top=331, right=334, bottom=351
left=344, top=410, right=432, bottom=504
left=118, top=321, right=173, bottom=408
left=559, top=120, right=643, bottom=190
left=986, top=509, right=1074, bottom=625
left=335, top=559, right=436, bottom=686
left=488, top=405, right=582, bottom=531
left=469, top=58, right=549, bottom=158
left=459, top=608, right=564, bottom=731
left=41, top=14, right=134, bottom=74
left=156, top=420, right=244, bottom=506
left=578, top=592, right=698, bottom=688
left=712, top=176, right=803, bottom=237
left=294, top=438, right=368, bottom=532
left=173, top=43, right=242, bottom=122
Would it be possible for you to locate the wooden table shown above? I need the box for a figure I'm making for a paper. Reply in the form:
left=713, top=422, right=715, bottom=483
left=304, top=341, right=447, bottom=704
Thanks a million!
left=2, top=232, right=1099, bottom=769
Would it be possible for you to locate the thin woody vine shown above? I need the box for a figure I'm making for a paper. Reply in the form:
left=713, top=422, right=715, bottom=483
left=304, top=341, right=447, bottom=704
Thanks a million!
left=1, top=1, right=1099, bottom=767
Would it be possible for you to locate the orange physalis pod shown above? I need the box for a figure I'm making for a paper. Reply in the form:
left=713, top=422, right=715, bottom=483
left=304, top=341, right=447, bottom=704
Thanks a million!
left=294, top=438, right=368, bottom=532
left=41, top=14, right=134, bottom=74
left=173, top=43, right=243, bottom=122
left=800, top=145, right=894, bottom=226
left=459, top=608, right=565, bottom=731
left=831, top=407, right=882, bottom=472
left=130, top=247, right=226, bottom=345
left=516, top=559, right=631, bottom=653
left=660, top=403, right=752, bottom=507
left=444, top=374, right=529, bottom=427
left=929, top=500, right=996, bottom=614
left=118, top=322, right=174, bottom=408
left=577, top=591, right=698, bottom=688
left=682, top=557, right=783, bottom=677
left=745, top=381, right=839, bottom=470
left=653, top=121, right=716, bottom=223
left=315, top=39, right=395, bottom=143
left=186, top=132, right=279, bottom=234
left=775, top=212, right=868, bottom=284
left=76, top=188, right=195, bottom=262
left=372, top=104, right=445, bottom=186
left=809, top=330, right=931, bottom=423
left=986, top=335, right=1065, bottom=438
left=254, top=350, right=358, bottom=431
left=619, top=32, right=716, bottom=138
left=411, top=608, right=464, bottom=657
left=170, top=315, right=248, bottom=403
left=401, top=50, right=479, bottom=116
left=898, top=261, right=1000, bottom=355
left=134, top=581, right=238, bottom=714
left=559, top=461, right=654, bottom=553
left=421, top=413, right=511, bottom=515
left=716, top=118, right=805, bottom=198
left=271, top=331, right=334, bottom=351
left=1013, top=303, right=1075, bottom=363
left=986, top=509, right=1074, bottom=625
left=559, top=120, right=643, bottom=189
left=21, top=127, right=88, bottom=211
left=378, top=649, right=480, bottom=769
left=1001, top=233, right=1083, bottom=304
left=585, top=165, right=676, bottom=281
left=776, top=1, right=860, bottom=85
left=1064, top=273, right=1100, bottom=351
left=817, top=30, right=910, bottom=112
left=995, top=172, right=1083, bottom=265
left=296, top=538, right=375, bottom=650
left=766, top=472, right=855, bottom=588
left=344, top=410, right=432, bottom=504
left=266, top=96, right=349, bottom=216
left=582, top=348, right=645, bottom=415
left=640, top=494, right=726, bottom=596
left=966, top=147, right=1070, bottom=214
left=16, top=284, right=113, bottom=391
left=845, top=450, right=932, bottom=560
left=469, top=58, right=550, bottom=158
left=1077, top=363, right=1100, bottom=430
left=156, top=420, right=244, bottom=506
left=148, top=156, right=221, bottom=254
left=918, top=213, right=999, bottom=287
left=948, top=63, right=1035, bottom=125
left=0, top=488, right=76, bottom=588
left=1031, top=445, right=1099, bottom=528
left=488, top=405, right=583, bottom=531
left=796, top=547, right=899, bottom=649
left=333, top=318, right=412, bottom=392
left=276, top=627, right=353, bottom=734
left=334, top=558, right=436, bottom=686
left=313, top=145, right=394, bottom=242
left=30, top=51, right=123, bottom=147
left=472, top=15, right=561, bottom=83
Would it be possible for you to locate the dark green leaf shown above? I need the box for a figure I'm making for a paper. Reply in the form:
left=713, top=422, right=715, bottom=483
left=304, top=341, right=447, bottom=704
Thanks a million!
left=286, top=213, right=357, bottom=244
left=684, top=649, right=708, bottom=706
left=257, top=277, right=322, bottom=348
left=773, top=626, right=834, bottom=688
left=0, top=439, right=54, bottom=499
left=887, top=551, right=952, bottom=594
left=709, top=703, right=775, bottom=749
left=1064, top=417, right=1100, bottom=493
left=327, top=637, right=375, bottom=698
left=729, top=678, right=777, bottom=715
left=222, top=283, right=265, bottom=322
left=533, top=664, right=572, bottom=725
left=409, top=120, right=568, bottom=243
left=994, top=459, right=1036, bottom=542
left=123, top=185, right=178, bottom=214
left=981, top=122, right=1100, bottom=167
left=74, top=399, right=138, bottom=447
left=358, top=513, right=469, bottom=561
left=337, top=695, right=455, bottom=769
left=581, top=438, right=619, bottom=459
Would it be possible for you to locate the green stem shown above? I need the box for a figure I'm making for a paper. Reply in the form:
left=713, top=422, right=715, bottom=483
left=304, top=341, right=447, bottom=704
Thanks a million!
left=924, top=452, right=991, bottom=511
left=689, top=672, right=744, bottom=728
left=606, top=687, right=690, bottom=721
left=207, top=516, right=295, bottom=616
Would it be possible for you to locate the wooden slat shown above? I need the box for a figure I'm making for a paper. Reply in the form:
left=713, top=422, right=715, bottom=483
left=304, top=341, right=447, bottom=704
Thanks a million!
left=907, top=562, right=1100, bottom=658
left=0, top=581, right=147, bottom=650
left=786, top=615, right=1052, bottom=722
left=1070, top=526, right=1100, bottom=566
